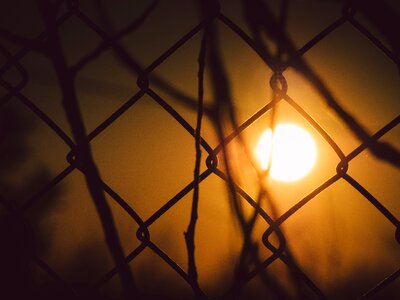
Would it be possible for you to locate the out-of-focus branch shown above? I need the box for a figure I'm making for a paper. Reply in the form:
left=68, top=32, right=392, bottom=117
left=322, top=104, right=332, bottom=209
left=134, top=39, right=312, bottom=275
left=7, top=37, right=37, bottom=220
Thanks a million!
left=200, top=2, right=292, bottom=298
left=72, top=0, right=159, bottom=74
left=349, top=0, right=400, bottom=66
left=75, top=0, right=213, bottom=117
left=35, top=1, right=137, bottom=299
left=242, top=0, right=400, bottom=168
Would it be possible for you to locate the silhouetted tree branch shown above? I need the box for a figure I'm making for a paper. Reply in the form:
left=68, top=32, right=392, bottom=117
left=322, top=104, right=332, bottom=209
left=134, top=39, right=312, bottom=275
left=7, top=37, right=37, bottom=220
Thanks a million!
left=241, top=0, right=400, bottom=168
left=183, top=21, right=208, bottom=299
left=36, top=1, right=137, bottom=299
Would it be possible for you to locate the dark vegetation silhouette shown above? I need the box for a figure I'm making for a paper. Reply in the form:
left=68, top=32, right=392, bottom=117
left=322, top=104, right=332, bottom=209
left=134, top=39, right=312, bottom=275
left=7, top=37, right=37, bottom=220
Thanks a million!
left=0, top=0, right=399, bottom=299
left=0, top=104, right=63, bottom=299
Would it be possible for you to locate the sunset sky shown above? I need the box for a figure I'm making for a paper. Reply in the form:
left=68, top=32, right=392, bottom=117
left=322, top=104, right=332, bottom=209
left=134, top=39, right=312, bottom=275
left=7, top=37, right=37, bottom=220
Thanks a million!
left=0, top=0, right=399, bottom=299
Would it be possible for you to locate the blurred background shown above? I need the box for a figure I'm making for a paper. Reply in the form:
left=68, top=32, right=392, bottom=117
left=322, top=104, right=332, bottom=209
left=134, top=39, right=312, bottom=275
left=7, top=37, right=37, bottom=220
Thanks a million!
left=0, top=0, right=399, bottom=299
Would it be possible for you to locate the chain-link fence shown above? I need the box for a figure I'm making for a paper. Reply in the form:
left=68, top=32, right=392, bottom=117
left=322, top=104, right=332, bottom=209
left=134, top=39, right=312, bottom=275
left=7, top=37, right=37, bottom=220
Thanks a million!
left=0, top=0, right=399, bottom=299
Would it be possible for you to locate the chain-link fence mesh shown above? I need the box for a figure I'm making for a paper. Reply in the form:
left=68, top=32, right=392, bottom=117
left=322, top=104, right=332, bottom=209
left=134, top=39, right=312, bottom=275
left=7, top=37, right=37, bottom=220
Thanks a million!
left=0, top=0, right=399, bottom=299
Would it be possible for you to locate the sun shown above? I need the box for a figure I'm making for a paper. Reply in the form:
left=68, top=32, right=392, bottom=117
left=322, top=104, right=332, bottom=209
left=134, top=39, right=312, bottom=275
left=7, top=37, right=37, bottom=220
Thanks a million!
left=255, top=123, right=317, bottom=182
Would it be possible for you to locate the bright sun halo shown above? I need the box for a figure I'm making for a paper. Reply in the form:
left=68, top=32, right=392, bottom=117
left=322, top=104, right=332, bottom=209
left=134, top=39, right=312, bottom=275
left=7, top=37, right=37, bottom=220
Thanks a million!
left=256, top=123, right=317, bottom=182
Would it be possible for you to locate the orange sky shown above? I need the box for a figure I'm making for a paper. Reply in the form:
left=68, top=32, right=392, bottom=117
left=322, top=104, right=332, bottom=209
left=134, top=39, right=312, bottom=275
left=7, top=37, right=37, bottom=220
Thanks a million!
left=1, top=0, right=399, bottom=298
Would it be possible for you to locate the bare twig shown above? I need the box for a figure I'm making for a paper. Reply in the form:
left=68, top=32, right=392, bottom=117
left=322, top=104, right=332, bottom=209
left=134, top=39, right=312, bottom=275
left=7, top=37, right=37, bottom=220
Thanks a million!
left=184, top=24, right=208, bottom=298
left=200, top=3, right=288, bottom=298
left=35, top=1, right=137, bottom=299
left=85, top=0, right=213, bottom=117
left=242, top=0, right=400, bottom=168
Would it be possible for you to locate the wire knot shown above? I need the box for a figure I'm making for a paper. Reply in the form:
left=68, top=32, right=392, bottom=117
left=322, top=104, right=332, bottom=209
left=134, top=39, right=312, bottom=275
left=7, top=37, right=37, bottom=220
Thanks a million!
left=269, top=71, right=288, bottom=97
left=206, top=153, right=218, bottom=172
left=262, top=224, right=286, bottom=255
left=136, top=74, right=149, bottom=90
left=66, top=150, right=84, bottom=172
left=336, top=160, right=349, bottom=176
left=136, top=225, right=150, bottom=243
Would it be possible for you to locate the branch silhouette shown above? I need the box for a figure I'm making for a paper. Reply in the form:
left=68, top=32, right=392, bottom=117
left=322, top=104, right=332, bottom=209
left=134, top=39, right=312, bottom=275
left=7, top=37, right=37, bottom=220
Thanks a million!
left=36, top=1, right=137, bottom=299
left=184, top=22, right=208, bottom=299
left=241, top=0, right=400, bottom=168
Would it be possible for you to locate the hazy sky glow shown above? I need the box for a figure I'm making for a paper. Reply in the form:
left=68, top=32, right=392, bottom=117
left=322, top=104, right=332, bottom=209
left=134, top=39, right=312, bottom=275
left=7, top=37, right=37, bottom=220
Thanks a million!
left=0, top=0, right=399, bottom=299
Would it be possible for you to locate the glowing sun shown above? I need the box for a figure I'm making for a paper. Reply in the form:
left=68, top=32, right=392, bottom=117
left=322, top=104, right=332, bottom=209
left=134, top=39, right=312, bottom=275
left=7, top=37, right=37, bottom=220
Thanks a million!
left=256, top=123, right=317, bottom=182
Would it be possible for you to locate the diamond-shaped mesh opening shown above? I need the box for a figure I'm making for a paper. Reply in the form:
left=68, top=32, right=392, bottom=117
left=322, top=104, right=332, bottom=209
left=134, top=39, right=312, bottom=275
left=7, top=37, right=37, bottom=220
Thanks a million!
left=218, top=99, right=340, bottom=216
left=147, top=32, right=221, bottom=149
left=303, top=22, right=400, bottom=136
left=147, top=176, right=255, bottom=293
left=348, top=146, right=400, bottom=220
left=282, top=67, right=362, bottom=154
left=128, top=247, right=196, bottom=299
left=91, top=94, right=205, bottom=219
left=38, top=170, right=141, bottom=284
left=148, top=33, right=204, bottom=117
left=117, top=1, right=201, bottom=68
left=283, top=180, right=400, bottom=299
left=74, top=49, right=140, bottom=133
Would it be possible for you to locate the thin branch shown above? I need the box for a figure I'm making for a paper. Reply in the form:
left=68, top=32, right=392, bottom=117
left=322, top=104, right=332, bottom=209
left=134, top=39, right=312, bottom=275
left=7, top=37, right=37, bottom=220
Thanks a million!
left=184, top=25, right=208, bottom=298
left=85, top=0, right=212, bottom=116
left=201, top=3, right=281, bottom=298
left=242, top=0, right=400, bottom=168
left=35, top=1, right=137, bottom=299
